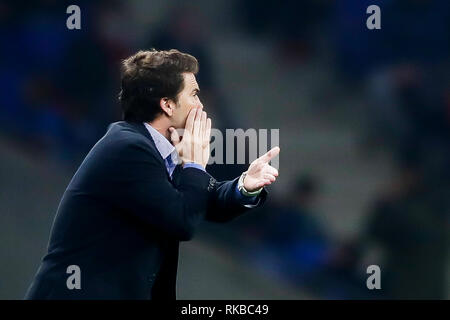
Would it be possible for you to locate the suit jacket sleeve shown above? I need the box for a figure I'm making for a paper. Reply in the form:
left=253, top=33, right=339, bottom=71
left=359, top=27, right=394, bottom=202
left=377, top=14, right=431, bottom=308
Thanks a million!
left=204, top=176, right=268, bottom=223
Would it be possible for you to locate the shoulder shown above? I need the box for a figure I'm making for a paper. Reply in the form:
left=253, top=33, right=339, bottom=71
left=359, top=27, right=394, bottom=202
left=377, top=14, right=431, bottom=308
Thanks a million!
left=83, top=121, right=161, bottom=167
left=102, top=122, right=157, bottom=153
left=68, top=122, right=164, bottom=189
left=106, top=121, right=150, bottom=144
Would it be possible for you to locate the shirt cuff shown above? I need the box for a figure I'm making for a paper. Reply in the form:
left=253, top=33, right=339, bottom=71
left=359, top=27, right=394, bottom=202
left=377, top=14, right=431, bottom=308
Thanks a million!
left=183, top=163, right=205, bottom=172
left=235, top=184, right=260, bottom=208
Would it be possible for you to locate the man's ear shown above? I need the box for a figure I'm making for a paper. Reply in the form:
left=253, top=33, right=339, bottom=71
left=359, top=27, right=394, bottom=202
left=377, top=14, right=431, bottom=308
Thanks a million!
left=159, top=98, right=176, bottom=117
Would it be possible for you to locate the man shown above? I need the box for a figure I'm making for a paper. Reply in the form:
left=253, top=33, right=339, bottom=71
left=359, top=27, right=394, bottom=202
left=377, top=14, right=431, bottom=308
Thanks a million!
left=25, top=49, right=280, bottom=299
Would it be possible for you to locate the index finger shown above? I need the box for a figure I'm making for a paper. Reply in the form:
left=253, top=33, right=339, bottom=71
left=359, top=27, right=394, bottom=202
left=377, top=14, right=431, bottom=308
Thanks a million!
left=259, top=146, right=280, bottom=163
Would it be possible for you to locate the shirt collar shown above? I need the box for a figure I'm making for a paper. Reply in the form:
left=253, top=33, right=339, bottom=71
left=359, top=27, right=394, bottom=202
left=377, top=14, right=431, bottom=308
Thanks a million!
left=143, top=122, right=177, bottom=161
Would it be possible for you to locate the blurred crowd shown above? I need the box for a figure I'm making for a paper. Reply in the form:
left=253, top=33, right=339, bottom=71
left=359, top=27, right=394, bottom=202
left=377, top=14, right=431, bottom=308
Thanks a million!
left=1, top=0, right=448, bottom=299
left=235, top=0, right=449, bottom=299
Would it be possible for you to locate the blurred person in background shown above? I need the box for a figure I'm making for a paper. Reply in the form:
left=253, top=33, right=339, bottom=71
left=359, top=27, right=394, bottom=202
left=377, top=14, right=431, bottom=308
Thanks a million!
left=236, top=0, right=332, bottom=64
left=241, top=174, right=369, bottom=299
left=362, top=156, right=448, bottom=299
left=0, top=1, right=125, bottom=165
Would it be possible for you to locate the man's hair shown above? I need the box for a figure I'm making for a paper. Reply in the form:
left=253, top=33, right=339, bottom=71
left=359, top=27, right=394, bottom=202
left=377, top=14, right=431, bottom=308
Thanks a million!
left=118, top=49, right=199, bottom=122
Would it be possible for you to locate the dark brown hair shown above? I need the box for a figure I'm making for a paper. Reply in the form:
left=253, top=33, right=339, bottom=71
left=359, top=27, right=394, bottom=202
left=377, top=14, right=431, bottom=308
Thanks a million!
left=118, top=49, right=199, bottom=122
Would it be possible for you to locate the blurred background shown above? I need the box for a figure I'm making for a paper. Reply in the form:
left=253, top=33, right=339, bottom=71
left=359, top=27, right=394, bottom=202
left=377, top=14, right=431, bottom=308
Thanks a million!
left=0, top=0, right=449, bottom=299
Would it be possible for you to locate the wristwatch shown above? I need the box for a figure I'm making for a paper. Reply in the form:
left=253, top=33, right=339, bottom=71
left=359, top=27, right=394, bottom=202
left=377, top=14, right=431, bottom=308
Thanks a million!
left=238, top=171, right=263, bottom=196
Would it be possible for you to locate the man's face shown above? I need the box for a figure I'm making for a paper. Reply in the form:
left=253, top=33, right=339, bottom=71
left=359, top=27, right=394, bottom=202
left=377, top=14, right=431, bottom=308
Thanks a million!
left=171, top=72, right=203, bottom=128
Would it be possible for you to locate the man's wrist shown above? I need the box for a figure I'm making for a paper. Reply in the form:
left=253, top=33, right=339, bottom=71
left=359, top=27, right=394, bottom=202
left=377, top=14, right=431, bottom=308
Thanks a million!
left=238, top=172, right=262, bottom=196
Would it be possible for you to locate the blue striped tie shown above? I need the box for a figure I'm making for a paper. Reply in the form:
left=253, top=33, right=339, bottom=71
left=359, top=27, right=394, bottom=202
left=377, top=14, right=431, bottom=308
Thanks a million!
left=166, top=154, right=176, bottom=179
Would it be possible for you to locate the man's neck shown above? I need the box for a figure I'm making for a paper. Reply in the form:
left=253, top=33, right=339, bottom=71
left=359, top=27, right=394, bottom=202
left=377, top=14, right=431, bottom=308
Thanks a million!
left=148, top=118, right=171, bottom=140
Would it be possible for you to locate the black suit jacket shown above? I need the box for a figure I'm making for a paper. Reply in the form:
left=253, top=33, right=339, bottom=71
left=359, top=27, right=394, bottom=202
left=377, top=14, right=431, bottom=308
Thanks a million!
left=24, top=121, right=267, bottom=300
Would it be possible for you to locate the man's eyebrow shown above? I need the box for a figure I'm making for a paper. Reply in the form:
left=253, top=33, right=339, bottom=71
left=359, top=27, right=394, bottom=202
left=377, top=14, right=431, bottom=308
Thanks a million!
left=192, top=88, right=200, bottom=94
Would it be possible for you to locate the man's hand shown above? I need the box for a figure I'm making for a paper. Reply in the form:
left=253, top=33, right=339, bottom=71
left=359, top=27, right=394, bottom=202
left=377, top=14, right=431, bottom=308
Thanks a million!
left=169, top=107, right=211, bottom=169
left=244, top=147, right=280, bottom=191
